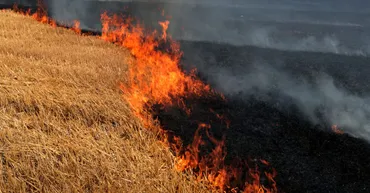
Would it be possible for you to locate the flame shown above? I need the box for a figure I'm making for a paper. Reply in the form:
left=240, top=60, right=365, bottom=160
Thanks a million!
left=8, top=3, right=278, bottom=192
left=72, top=20, right=81, bottom=34
left=173, top=123, right=277, bottom=192
left=332, top=125, right=344, bottom=134
left=12, top=3, right=79, bottom=32
left=100, top=12, right=212, bottom=116
left=158, top=20, right=170, bottom=40
left=210, top=108, right=231, bottom=129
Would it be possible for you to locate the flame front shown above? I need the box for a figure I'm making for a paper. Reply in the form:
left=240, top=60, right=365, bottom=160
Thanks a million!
left=100, top=12, right=277, bottom=192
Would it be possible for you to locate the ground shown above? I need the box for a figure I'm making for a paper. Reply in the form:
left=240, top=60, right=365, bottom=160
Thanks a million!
left=0, top=10, right=208, bottom=193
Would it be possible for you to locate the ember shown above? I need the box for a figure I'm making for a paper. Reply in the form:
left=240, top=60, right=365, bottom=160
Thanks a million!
left=332, top=125, right=344, bottom=134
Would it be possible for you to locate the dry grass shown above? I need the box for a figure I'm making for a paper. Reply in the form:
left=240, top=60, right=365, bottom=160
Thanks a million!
left=0, top=10, right=208, bottom=193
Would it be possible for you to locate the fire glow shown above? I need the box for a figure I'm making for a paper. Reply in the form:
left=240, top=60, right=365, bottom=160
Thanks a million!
left=11, top=4, right=278, bottom=192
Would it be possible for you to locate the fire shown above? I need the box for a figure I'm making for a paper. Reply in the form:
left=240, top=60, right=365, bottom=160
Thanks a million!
left=158, top=20, right=170, bottom=40
left=210, top=108, right=231, bottom=129
left=12, top=3, right=78, bottom=32
left=100, top=12, right=277, bottom=192
left=173, top=123, right=277, bottom=192
left=72, top=20, right=81, bottom=34
left=100, top=12, right=212, bottom=115
left=332, top=125, right=344, bottom=134
left=8, top=3, right=277, bottom=192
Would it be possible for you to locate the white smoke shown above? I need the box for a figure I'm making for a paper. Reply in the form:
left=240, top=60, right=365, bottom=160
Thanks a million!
left=194, top=58, right=370, bottom=141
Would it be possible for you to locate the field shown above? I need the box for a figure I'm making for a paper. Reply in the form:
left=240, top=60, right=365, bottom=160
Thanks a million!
left=3, top=2, right=370, bottom=192
left=0, top=10, right=208, bottom=192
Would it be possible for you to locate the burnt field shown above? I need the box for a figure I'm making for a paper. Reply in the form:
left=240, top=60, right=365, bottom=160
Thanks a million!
left=3, top=0, right=370, bottom=192
left=156, top=41, right=370, bottom=192
left=153, top=89, right=370, bottom=193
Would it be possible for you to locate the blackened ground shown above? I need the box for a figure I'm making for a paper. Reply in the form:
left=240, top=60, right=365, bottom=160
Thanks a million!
left=151, top=41, right=370, bottom=193
left=152, top=86, right=370, bottom=193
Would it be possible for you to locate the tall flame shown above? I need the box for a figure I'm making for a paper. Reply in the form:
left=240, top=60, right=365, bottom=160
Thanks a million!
left=100, top=13, right=212, bottom=117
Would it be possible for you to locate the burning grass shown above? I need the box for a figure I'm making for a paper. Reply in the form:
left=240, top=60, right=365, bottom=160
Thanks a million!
left=0, top=10, right=209, bottom=192
left=99, top=11, right=277, bottom=192
left=6, top=2, right=370, bottom=192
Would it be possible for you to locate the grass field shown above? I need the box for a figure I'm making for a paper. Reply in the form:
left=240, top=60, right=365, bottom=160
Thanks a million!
left=0, top=10, right=208, bottom=192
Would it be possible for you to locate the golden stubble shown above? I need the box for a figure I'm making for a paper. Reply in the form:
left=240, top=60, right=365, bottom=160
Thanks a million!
left=0, top=10, right=208, bottom=193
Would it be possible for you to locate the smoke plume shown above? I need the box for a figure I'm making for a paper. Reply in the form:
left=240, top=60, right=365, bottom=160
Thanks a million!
left=191, top=58, right=370, bottom=141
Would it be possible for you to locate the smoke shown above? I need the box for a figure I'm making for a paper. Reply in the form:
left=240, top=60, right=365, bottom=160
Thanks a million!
left=48, top=0, right=370, bottom=141
left=47, top=1, right=84, bottom=21
left=8, top=0, right=370, bottom=140
left=161, top=1, right=370, bottom=56
left=32, top=0, right=370, bottom=56
left=161, top=0, right=370, bottom=141
left=177, top=26, right=370, bottom=56
left=196, top=60, right=370, bottom=140
left=45, top=0, right=95, bottom=29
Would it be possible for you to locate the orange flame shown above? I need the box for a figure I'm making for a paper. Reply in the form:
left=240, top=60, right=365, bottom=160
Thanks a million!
left=72, top=20, right=81, bottom=34
left=100, top=12, right=212, bottom=116
left=210, top=108, right=231, bottom=129
left=158, top=20, right=170, bottom=40
left=12, top=3, right=80, bottom=32
left=332, top=125, right=344, bottom=134
left=173, top=123, right=277, bottom=192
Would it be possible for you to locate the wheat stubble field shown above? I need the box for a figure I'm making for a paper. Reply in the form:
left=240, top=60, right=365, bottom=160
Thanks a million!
left=0, top=10, right=208, bottom=192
